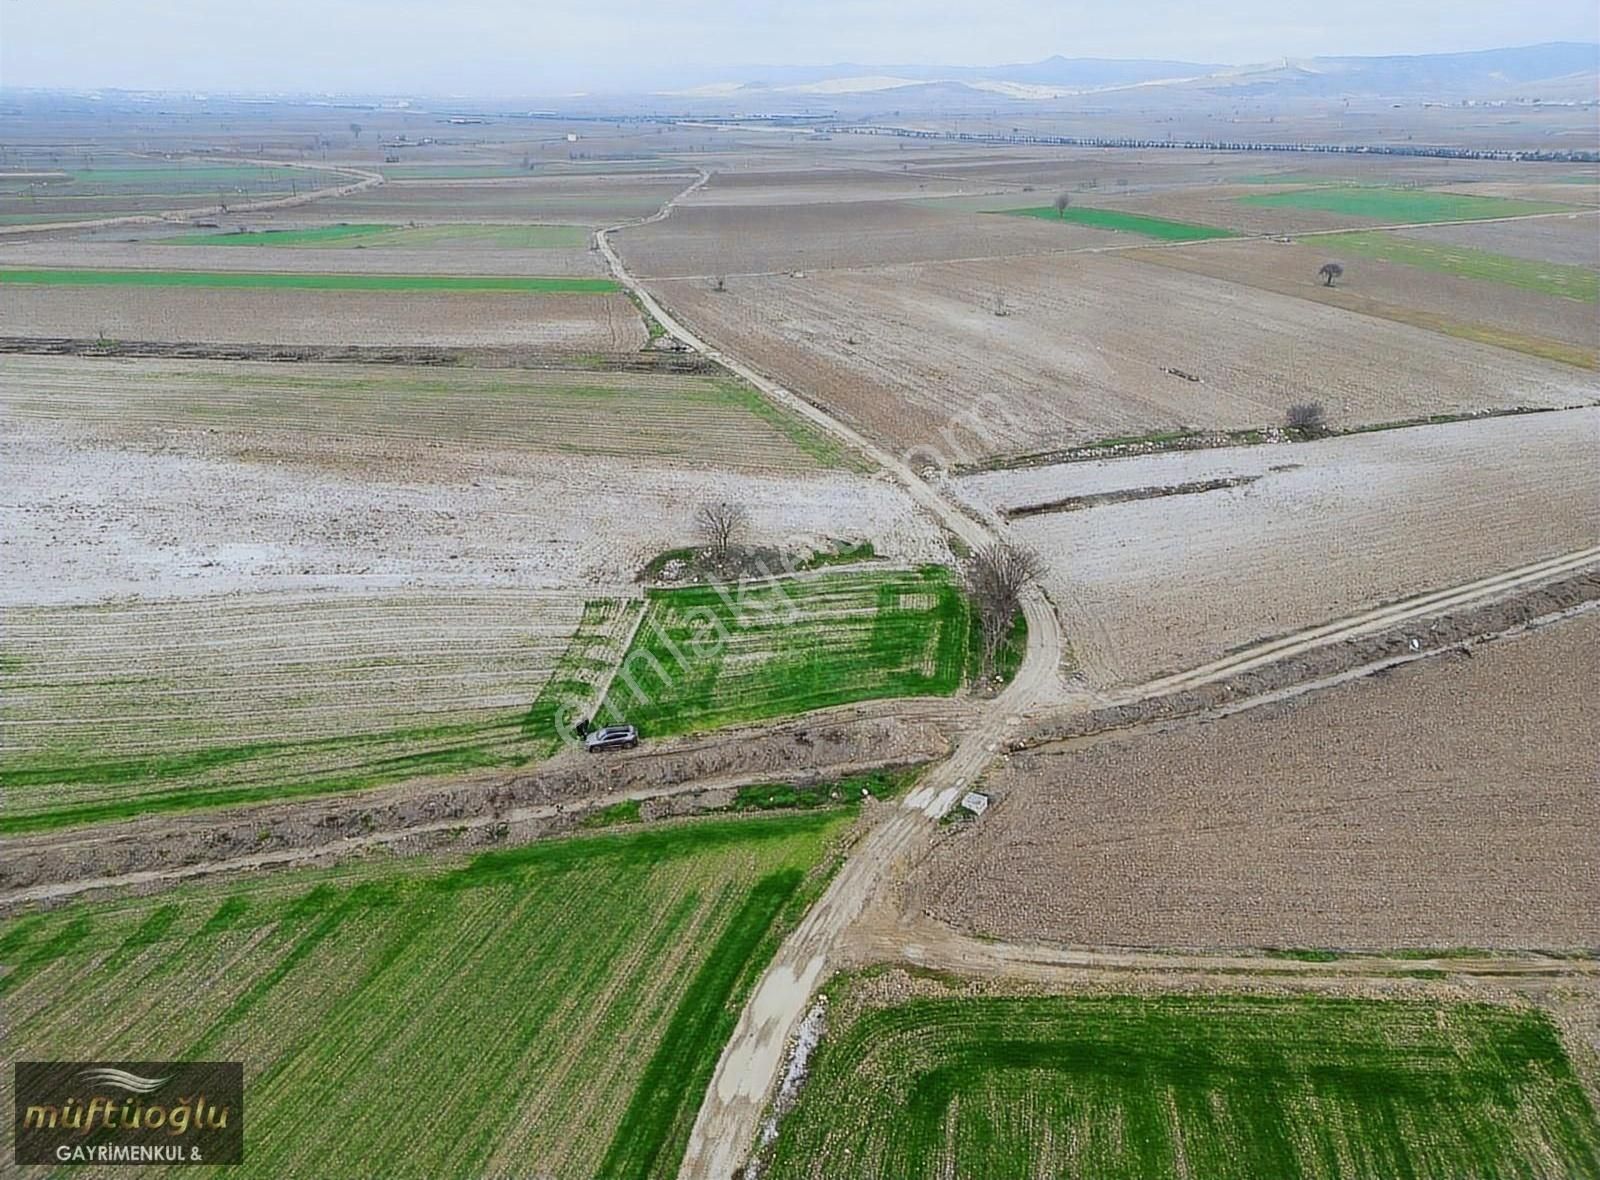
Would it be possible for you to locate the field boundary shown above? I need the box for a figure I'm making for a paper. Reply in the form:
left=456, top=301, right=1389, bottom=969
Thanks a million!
left=0, top=336, right=722, bottom=372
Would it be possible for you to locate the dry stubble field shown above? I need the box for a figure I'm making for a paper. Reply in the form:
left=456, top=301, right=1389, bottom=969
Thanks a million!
left=959, top=408, right=1600, bottom=686
left=0, top=283, right=648, bottom=350
left=653, top=254, right=1593, bottom=460
left=922, top=608, right=1600, bottom=949
left=0, top=233, right=610, bottom=278
left=1125, top=237, right=1597, bottom=361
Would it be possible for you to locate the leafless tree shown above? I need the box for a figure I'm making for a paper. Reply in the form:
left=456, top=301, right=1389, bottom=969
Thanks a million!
left=349, top=122, right=363, bottom=142
left=1286, top=402, right=1327, bottom=435
left=1318, top=261, right=1344, bottom=287
left=965, top=541, right=1044, bottom=680
left=991, top=292, right=1010, bottom=317
left=1053, top=193, right=1071, bottom=217
left=695, top=501, right=749, bottom=558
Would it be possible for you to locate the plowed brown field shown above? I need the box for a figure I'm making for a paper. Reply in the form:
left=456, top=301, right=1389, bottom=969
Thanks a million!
left=922, top=608, right=1600, bottom=949
left=653, top=255, right=1594, bottom=461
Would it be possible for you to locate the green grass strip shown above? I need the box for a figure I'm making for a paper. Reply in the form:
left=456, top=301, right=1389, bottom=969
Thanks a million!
left=1237, top=186, right=1574, bottom=222
left=1331, top=230, right=1599, bottom=301
left=597, top=869, right=804, bottom=1178
left=1001, top=206, right=1237, bottom=241
left=0, top=267, right=620, bottom=293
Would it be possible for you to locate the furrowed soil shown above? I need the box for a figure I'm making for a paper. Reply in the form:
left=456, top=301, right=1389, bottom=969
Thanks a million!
left=0, top=284, right=647, bottom=350
left=614, top=199, right=1116, bottom=278
left=0, top=810, right=855, bottom=1179
left=766, top=977, right=1600, bottom=1179
left=1125, top=238, right=1597, bottom=362
left=1397, top=215, right=1600, bottom=269
left=309, top=175, right=694, bottom=224
left=652, top=255, right=1593, bottom=461
left=959, top=409, right=1600, bottom=686
left=920, top=609, right=1600, bottom=949
left=0, top=233, right=609, bottom=277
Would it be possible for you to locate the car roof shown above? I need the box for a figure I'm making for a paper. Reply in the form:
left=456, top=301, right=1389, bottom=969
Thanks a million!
left=596, top=725, right=633, bottom=735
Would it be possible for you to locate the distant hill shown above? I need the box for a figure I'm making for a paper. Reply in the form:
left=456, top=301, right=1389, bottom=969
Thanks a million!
left=661, top=43, right=1599, bottom=104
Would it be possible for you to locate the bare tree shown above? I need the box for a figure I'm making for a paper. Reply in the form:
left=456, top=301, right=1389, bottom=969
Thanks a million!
left=1318, top=261, right=1344, bottom=287
left=349, top=122, right=363, bottom=142
left=695, top=501, right=749, bottom=559
left=1286, top=402, right=1327, bottom=435
left=965, top=541, right=1044, bottom=680
left=1053, top=193, right=1071, bottom=217
left=991, top=292, right=1010, bottom=317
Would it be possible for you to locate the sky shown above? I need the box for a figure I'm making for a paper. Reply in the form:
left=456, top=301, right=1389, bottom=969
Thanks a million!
left=2, top=0, right=1596, bottom=94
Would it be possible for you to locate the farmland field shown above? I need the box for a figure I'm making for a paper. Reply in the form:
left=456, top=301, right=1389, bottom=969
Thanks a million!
left=0, top=591, right=641, bottom=832
left=1397, top=215, right=1600, bottom=269
left=1001, top=203, right=1237, bottom=240
left=0, top=159, right=354, bottom=221
left=1124, top=238, right=1597, bottom=365
left=0, top=354, right=847, bottom=473
left=767, top=984, right=1600, bottom=1179
left=0, top=266, right=618, bottom=292
left=0, top=283, right=648, bottom=348
left=0, top=809, right=854, bottom=1178
left=172, top=223, right=593, bottom=249
left=614, top=199, right=1113, bottom=277
left=311, top=176, right=693, bottom=224
left=653, top=254, right=1593, bottom=460
left=5, top=359, right=943, bottom=603
left=1325, top=231, right=1599, bottom=300
left=965, top=409, right=1600, bottom=687
left=925, top=610, right=1600, bottom=948
left=597, top=567, right=970, bottom=737
left=1237, top=185, right=1574, bottom=222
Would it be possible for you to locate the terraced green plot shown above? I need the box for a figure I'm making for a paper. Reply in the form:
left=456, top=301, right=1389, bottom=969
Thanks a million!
left=1002, top=205, right=1237, bottom=241
left=768, top=986, right=1600, bottom=1179
left=597, top=567, right=970, bottom=737
left=1334, top=231, right=1600, bottom=301
left=0, top=267, right=618, bottom=293
left=174, top=223, right=592, bottom=249
left=1239, top=186, right=1573, bottom=222
left=1, top=810, right=852, bottom=1179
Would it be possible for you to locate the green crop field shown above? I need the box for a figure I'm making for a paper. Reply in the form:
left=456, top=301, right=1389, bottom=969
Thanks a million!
left=0, top=593, right=645, bottom=834
left=1, top=809, right=853, bottom=1178
left=1238, top=186, right=1574, bottom=222
left=767, top=985, right=1600, bottom=1179
left=172, top=223, right=592, bottom=249
left=595, top=567, right=970, bottom=738
left=0, top=354, right=848, bottom=473
left=1001, top=205, right=1237, bottom=241
left=1331, top=231, right=1600, bottom=301
left=0, top=267, right=618, bottom=293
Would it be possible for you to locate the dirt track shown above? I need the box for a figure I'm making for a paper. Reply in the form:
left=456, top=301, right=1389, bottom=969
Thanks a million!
left=597, top=171, right=1073, bottom=1180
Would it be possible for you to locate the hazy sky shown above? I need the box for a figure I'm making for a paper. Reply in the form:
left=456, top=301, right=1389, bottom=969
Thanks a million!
left=2, top=0, right=1596, bottom=94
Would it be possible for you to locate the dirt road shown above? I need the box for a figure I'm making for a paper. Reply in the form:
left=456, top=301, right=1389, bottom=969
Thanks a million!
left=600, top=174, right=1070, bottom=1180
left=0, top=156, right=385, bottom=238
left=1118, top=544, right=1600, bottom=700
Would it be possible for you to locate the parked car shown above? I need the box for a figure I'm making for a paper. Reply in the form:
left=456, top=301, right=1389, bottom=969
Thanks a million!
left=585, top=724, right=638, bottom=752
